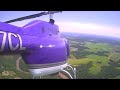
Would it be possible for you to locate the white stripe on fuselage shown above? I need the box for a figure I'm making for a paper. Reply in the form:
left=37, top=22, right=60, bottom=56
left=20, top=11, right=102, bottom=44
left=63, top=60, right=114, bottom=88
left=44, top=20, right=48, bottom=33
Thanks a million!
left=40, top=45, right=55, bottom=48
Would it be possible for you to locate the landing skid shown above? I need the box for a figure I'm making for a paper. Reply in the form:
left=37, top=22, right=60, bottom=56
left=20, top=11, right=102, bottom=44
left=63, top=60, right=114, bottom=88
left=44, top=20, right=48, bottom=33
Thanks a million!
left=32, top=64, right=76, bottom=79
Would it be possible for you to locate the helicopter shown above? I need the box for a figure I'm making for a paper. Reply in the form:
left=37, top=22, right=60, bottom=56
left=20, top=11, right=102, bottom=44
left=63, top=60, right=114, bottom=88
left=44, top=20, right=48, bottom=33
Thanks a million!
left=0, top=11, right=76, bottom=79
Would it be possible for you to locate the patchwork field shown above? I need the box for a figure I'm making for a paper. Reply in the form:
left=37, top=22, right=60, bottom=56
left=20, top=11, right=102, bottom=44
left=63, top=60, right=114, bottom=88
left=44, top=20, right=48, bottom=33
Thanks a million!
left=62, top=32, right=120, bottom=79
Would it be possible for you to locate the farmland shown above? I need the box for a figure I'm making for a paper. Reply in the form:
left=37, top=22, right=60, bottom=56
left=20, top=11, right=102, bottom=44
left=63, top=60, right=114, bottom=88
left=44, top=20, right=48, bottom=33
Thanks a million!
left=62, top=32, right=120, bottom=79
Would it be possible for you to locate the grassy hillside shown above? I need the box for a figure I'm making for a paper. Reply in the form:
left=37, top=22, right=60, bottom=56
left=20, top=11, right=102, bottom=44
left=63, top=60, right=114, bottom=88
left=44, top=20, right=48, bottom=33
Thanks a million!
left=0, top=54, right=32, bottom=79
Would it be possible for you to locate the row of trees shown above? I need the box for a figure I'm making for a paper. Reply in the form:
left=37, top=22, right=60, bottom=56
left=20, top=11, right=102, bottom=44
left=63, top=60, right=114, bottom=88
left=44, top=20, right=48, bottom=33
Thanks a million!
left=72, top=50, right=109, bottom=59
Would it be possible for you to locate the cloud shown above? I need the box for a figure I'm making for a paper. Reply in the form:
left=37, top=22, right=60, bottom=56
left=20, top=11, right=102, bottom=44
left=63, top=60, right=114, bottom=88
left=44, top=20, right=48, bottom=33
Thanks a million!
left=56, top=21, right=120, bottom=38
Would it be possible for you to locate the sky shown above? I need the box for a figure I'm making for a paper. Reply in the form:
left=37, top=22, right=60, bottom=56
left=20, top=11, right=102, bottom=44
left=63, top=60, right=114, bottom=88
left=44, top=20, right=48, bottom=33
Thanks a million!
left=0, top=11, right=120, bottom=38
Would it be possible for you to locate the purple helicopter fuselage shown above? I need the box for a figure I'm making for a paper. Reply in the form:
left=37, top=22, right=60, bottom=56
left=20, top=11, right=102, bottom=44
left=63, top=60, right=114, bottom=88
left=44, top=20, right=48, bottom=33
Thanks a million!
left=0, top=20, right=70, bottom=76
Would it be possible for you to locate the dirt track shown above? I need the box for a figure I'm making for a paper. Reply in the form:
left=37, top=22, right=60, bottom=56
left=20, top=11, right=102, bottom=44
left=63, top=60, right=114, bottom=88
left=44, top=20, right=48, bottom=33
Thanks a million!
left=16, top=57, right=29, bottom=73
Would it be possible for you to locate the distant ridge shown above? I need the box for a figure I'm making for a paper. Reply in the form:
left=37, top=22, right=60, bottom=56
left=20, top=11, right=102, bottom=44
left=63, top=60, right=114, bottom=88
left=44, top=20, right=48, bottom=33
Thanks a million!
left=61, top=32, right=120, bottom=40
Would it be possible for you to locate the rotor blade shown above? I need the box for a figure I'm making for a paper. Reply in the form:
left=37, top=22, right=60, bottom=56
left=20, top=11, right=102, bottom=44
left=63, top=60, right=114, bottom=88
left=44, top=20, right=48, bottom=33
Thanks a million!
left=5, top=12, right=46, bottom=23
left=5, top=11, right=62, bottom=23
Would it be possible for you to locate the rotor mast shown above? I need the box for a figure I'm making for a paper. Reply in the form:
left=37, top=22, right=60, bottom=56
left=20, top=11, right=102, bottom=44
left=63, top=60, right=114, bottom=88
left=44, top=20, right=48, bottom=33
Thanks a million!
left=49, top=11, right=53, bottom=19
left=48, top=11, right=62, bottom=20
